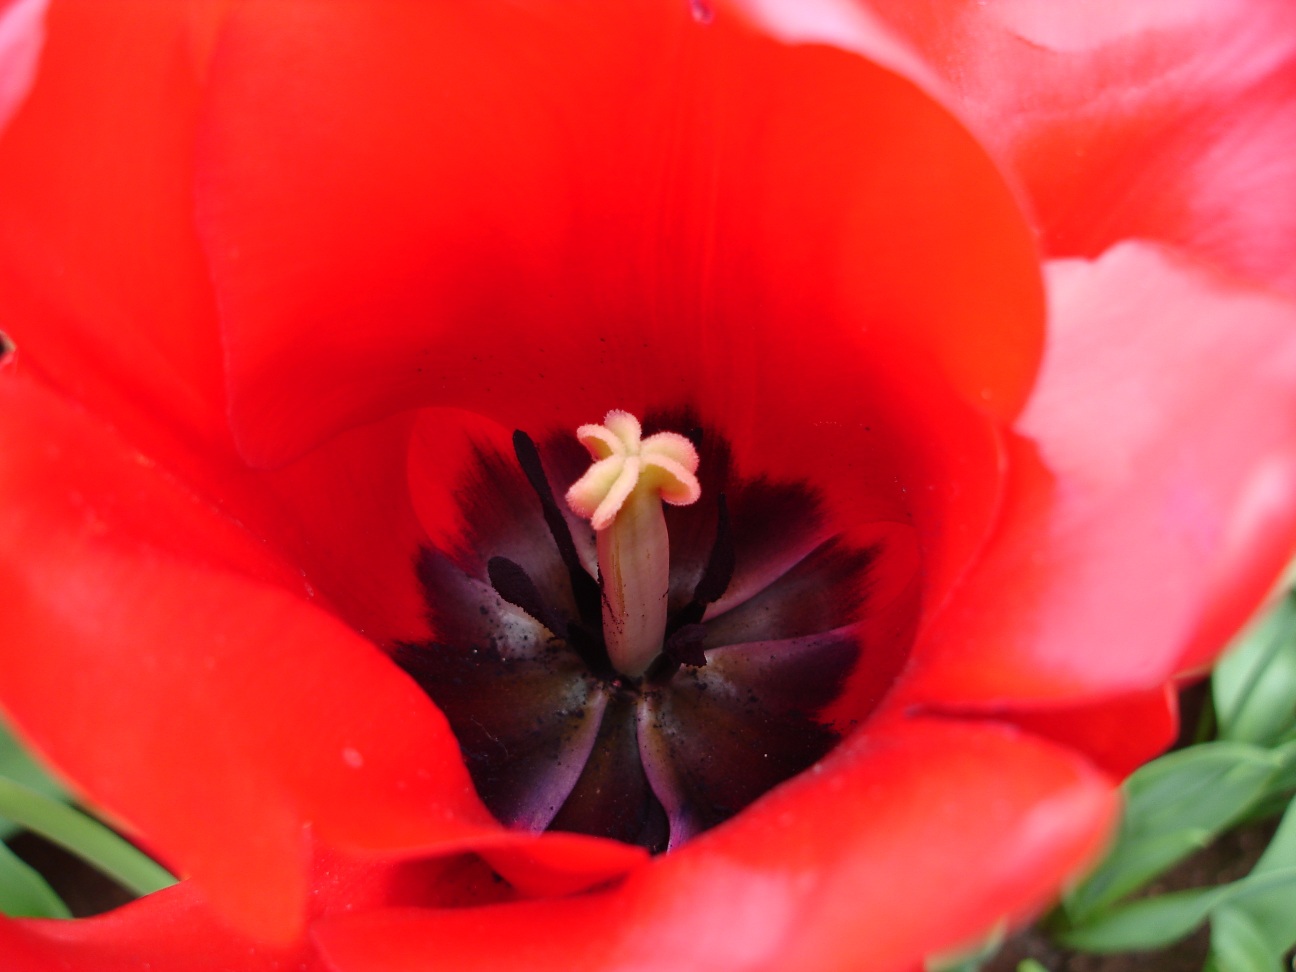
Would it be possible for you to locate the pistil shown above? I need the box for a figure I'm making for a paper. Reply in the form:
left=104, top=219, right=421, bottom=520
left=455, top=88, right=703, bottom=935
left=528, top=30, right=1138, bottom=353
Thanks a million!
left=566, top=410, right=700, bottom=677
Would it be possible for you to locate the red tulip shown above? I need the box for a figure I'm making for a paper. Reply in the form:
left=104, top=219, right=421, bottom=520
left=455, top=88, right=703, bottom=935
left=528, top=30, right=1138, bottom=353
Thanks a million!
left=1, top=1, right=1294, bottom=970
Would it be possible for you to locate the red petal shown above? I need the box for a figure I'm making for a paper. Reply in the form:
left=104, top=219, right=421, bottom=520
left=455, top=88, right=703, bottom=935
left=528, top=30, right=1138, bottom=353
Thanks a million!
left=0, top=846, right=525, bottom=971
left=248, top=411, right=434, bottom=646
left=0, top=0, right=44, bottom=131
left=852, top=0, right=1296, bottom=296
left=0, top=0, right=232, bottom=451
left=0, top=376, right=513, bottom=943
left=197, top=0, right=1044, bottom=467
left=900, top=244, right=1296, bottom=707
left=932, top=686, right=1180, bottom=779
left=0, top=0, right=435, bottom=650
left=315, top=717, right=1115, bottom=972
left=0, top=884, right=319, bottom=972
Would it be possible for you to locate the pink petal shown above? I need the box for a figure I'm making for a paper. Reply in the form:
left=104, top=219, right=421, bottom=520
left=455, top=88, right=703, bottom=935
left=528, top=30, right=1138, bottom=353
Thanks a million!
left=900, top=243, right=1296, bottom=707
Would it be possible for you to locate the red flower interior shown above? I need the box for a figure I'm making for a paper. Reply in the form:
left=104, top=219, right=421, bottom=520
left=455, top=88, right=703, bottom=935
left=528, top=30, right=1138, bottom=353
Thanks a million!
left=2, top=2, right=1295, bottom=971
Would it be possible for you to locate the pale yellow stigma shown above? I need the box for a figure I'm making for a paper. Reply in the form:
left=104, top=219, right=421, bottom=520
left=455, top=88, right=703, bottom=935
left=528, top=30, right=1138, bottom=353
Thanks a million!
left=565, top=410, right=701, bottom=530
left=565, top=410, right=701, bottom=677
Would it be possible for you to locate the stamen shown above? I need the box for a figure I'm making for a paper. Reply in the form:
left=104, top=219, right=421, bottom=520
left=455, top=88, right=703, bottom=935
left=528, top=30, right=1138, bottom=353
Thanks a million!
left=691, top=492, right=735, bottom=608
left=487, top=556, right=568, bottom=641
left=512, top=430, right=603, bottom=632
left=662, top=623, right=707, bottom=667
left=664, top=493, right=735, bottom=643
left=646, top=493, right=734, bottom=683
left=566, top=410, right=701, bottom=676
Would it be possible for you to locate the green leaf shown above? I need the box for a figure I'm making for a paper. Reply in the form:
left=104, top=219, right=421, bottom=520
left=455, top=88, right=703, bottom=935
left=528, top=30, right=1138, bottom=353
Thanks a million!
left=1064, top=743, right=1284, bottom=921
left=926, top=954, right=989, bottom=972
left=1262, top=738, right=1296, bottom=794
left=0, top=715, right=69, bottom=840
left=1215, top=592, right=1296, bottom=746
left=1017, top=961, right=1049, bottom=972
left=1228, top=739, right=1296, bottom=828
left=0, top=839, right=71, bottom=919
left=1064, top=828, right=1212, bottom=922
left=1207, top=796, right=1296, bottom=972
left=1059, top=885, right=1222, bottom=953
left=1210, top=909, right=1273, bottom=972
left=1252, top=792, right=1296, bottom=875
left=1059, top=868, right=1296, bottom=953
left=0, top=778, right=174, bottom=897
left=1128, top=744, right=1286, bottom=835
left=925, top=922, right=1004, bottom=972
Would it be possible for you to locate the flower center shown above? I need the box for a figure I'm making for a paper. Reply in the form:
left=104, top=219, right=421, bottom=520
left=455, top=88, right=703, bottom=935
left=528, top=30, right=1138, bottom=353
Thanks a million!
left=396, top=410, right=879, bottom=852
left=565, top=410, right=702, bottom=677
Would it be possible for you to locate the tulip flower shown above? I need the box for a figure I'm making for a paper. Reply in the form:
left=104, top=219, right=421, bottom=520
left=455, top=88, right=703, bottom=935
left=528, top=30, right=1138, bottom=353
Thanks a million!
left=1, top=1, right=1294, bottom=971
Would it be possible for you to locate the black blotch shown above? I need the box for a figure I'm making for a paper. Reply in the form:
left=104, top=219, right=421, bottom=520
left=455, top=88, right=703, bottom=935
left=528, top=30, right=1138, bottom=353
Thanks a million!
left=548, top=691, right=669, bottom=852
left=396, top=551, right=601, bottom=829
left=702, top=539, right=879, bottom=648
left=646, top=629, right=859, bottom=836
left=395, top=635, right=598, bottom=829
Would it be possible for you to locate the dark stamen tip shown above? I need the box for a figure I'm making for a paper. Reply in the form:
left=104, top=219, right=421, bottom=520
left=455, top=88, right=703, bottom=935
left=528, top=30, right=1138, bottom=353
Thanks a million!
left=692, top=492, right=734, bottom=606
left=511, top=429, right=603, bottom=631
left=511, top=431, right=550, bottom=499
left=645, top=623, right=708, bottom=685
left=487, top=556, right=566, bottom=640
left=566, top=623, right=615, bottom=680
left=664, top=623, right=708, bottom=667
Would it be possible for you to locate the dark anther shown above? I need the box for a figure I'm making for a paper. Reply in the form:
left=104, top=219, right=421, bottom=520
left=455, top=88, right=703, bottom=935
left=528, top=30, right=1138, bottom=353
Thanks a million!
left=667, top=492, right=735, bottom=639
left=0, top=331, right=13, bottom=362
left=487, top=556, right=568, bottom=640
left=511, top=430, right=602, bottom=629
left=693, top=492, right=734, bottom=606
left=486, top=556, right=610, bottom=677
left=646, top=621, right=707, bottom=683
left=663, top=623, right=707, bottom=667
left=648, top=624, right=710, bottom=684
